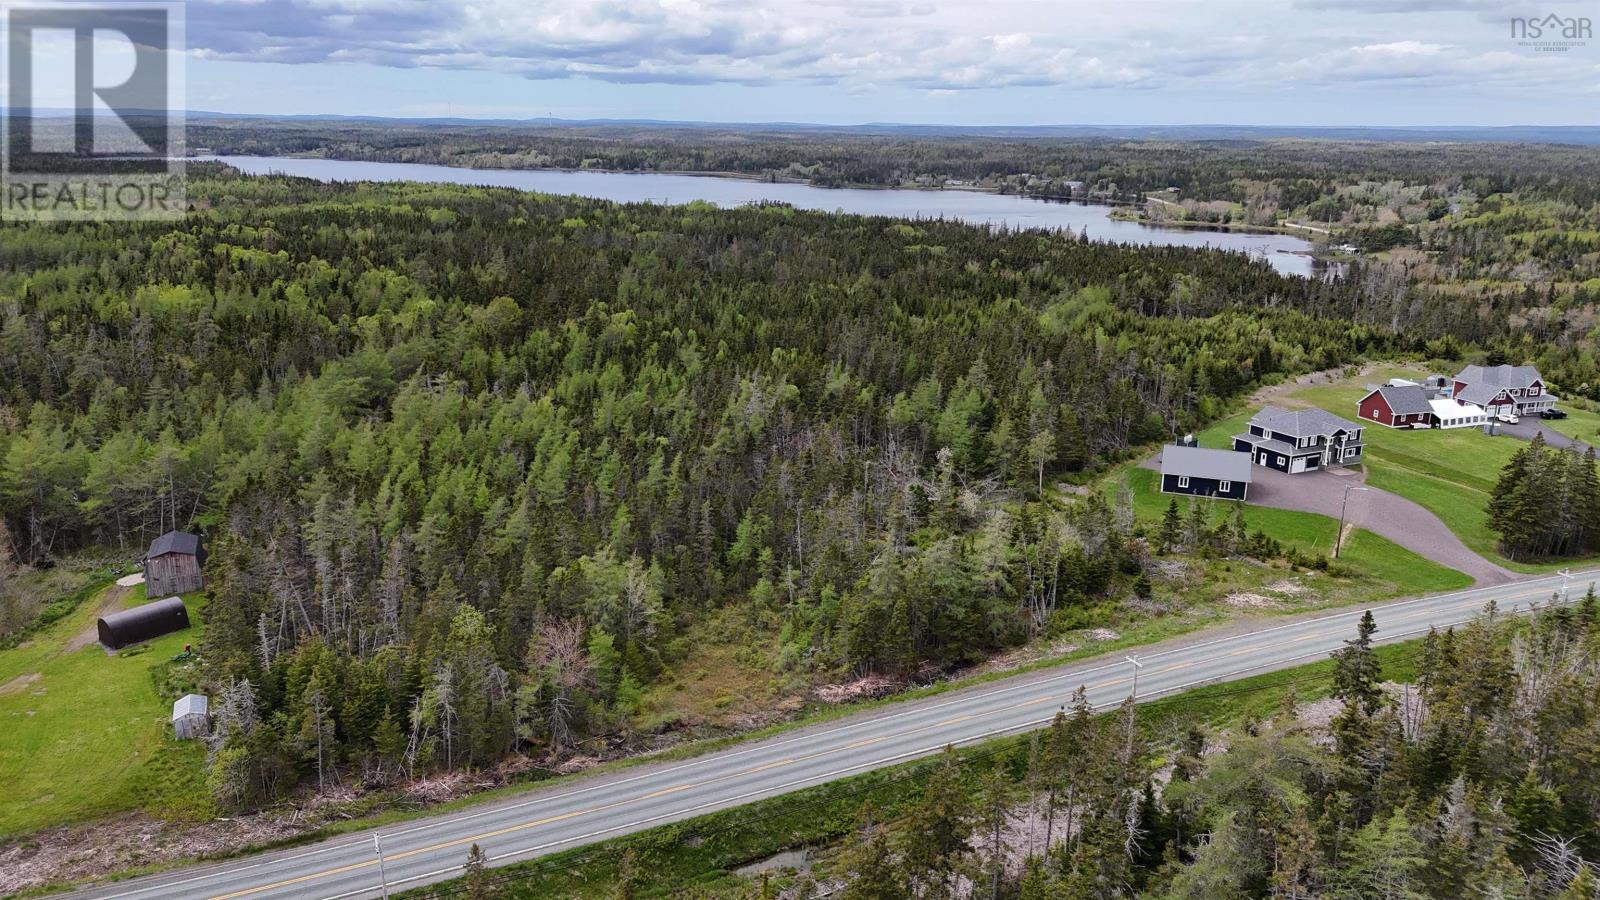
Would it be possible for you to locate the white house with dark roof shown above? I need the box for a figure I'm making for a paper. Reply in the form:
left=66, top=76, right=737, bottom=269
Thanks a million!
left=1451, top=364, right=1557, bottom=418
left=1232, top=406, right=1364, bottom=474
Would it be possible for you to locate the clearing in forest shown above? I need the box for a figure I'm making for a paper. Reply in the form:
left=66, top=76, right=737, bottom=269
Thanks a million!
left=0, top=580, right=211, bottom=838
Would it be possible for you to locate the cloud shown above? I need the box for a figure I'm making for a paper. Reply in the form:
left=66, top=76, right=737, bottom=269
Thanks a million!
left=185, top=0, right=1161, bottom=90
left=181, top=0, right=1598, bottom=99
left=1293, top=0, right=1511, bottom=12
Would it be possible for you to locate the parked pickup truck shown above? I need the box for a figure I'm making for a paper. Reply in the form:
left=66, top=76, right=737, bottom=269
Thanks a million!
left=1540, top=409, right=1569, bottom=420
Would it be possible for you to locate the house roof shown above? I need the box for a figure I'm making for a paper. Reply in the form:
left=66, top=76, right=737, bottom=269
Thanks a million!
left=147, top=531, right=200, bottom=559
left=1234, top=434, right=1308, bottom=457
left=1430, top=398, right=1485, bottom=420
left=1454, top=364, right=1543, bottom=391
left=172, top=694, right=208, bottom=720
left=1372, top=385, right=1433, bottom=416
left=1456, top=382, right=1508, bottom=407
left=1248, top=405, right=1361, bottom=439
left=1161, top=445, right=1253, bottom=483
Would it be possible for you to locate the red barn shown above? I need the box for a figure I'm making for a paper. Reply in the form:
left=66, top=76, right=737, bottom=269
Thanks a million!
left=1357, top=385, right=1435, bottom=429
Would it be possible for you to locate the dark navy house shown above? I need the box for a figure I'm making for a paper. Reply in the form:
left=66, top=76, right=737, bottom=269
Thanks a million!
left=1231, top=406, right=1364, bottom=475
left=1159, top=444, right=1253, bottom=501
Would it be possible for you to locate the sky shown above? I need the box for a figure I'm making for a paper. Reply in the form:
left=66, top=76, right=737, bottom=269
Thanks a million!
left=152, top=0, right=1600, bottom=125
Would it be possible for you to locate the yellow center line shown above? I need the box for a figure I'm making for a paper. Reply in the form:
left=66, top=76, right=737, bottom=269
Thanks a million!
left=223, top=587, right=1579, bottom=900
left=740, top=758, right=796, bottom=775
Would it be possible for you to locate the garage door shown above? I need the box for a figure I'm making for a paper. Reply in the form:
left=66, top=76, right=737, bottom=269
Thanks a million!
left=1290, top=457, right=1308, bottom=474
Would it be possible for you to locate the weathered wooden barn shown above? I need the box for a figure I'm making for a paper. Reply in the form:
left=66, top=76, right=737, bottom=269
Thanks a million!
left=98, top=595, right=190, bottom=650
left=145, top=531, right=205, bottom=597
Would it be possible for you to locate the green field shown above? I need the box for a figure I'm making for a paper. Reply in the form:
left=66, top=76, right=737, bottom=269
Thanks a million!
left=1543, top=403, right=1600, bottom=447
left=1115, top=467, right=1470, bottom=596
left=0, top=582, right=212, bottom=837
left=1253, top=367, right=1600, bottom=574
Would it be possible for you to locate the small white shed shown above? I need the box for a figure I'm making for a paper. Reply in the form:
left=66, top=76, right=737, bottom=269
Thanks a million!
left=173, top=694, right=210, bottom=740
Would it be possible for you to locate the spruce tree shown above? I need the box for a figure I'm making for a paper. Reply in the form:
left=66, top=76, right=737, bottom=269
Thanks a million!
left=1333, top=611, right=1383, bottom=716
left=1159, top=498, right=1182, bottom=553
left=900, top=748, right=975, bottom=898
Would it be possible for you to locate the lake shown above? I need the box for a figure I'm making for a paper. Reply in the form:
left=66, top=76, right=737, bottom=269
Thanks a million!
left=205, top=156, right=1325, bottom=278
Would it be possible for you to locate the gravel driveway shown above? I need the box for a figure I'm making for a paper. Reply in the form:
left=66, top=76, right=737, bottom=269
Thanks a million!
left=1143, top=453, right=1516, bottom=586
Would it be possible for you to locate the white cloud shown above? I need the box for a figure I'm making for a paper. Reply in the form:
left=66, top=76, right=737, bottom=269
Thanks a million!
left=181, top=0, right=1600, bottom=98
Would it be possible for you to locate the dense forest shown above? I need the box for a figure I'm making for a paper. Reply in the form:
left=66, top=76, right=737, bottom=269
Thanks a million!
left=190, top=123, right=1600, bottom=400
left=0, top=168, right=1390, bottom=804
left=805, top=600, right=1600, bottom=899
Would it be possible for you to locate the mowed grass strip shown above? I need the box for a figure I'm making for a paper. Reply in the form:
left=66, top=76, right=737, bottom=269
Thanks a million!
left=0, top=583, right=212, bottom=837
left=1115, top=467, right=1470, bottom=595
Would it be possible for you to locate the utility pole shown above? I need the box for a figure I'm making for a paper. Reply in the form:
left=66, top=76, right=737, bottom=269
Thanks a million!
left=374, top=834, right=390, bottom=900
left=1334, top=484, right=1369, bottom=559
left=1123, top=655, right=1144, bottom=761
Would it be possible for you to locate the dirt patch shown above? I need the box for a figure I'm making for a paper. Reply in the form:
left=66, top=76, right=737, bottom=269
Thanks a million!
left=0, top=671, right=41, bottom=696
left=813, top=674, right=905, bottom=704
left=115, top=572, right=146, bottom=588
left=1150, top=560, right=1191, bottom=580
left=971, top=639, right=1081, bottom=676
left=64, top=584, right=132, bottom=652
left=1296, top=681, right=1424, bottom=746
left=1247, top=363, right=1376, bottom=409
left=0, top=811, right=303, bottom=896
left=1222, top=592, right=1280, bottom=610
left=1265, top=579, right=1310, bottom=597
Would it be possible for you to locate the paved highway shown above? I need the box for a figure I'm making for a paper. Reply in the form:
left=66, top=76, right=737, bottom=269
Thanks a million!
left=74, top=569, right=1596, bottom=900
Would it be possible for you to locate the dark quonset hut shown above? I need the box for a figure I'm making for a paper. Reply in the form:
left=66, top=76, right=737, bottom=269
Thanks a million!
left=98, top=596, right=190, bottom=650
left=145, top=531, right=205, bottom=597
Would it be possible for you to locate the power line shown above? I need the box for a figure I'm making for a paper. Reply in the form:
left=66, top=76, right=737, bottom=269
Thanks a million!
left=407, top=648, right=1417, bottom=898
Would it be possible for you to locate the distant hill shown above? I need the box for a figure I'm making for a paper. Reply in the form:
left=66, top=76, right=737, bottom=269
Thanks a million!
left=174, top=112, right=1600, bottom=146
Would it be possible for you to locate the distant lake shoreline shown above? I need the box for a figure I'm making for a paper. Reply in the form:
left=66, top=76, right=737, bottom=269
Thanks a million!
left=201, top=155, right=1329, bottom=278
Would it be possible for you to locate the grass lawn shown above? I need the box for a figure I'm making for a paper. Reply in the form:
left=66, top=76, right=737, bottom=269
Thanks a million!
left=1114, top=467, right=1470, bottom=596
left=1543, top=403, right=1600, bottom=447
left=1252, top=367, right=1600, bottom=575
left=0, top=582, right=212, bottom=837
